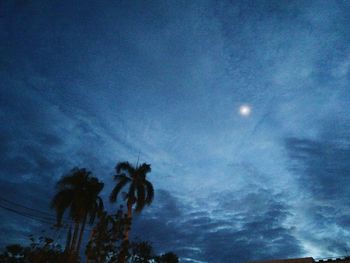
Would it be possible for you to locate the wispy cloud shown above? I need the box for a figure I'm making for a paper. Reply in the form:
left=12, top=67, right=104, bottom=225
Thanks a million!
left=1, top=0, right=350, bottom=261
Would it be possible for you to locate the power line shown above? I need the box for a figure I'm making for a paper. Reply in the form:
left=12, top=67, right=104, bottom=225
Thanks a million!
left=0, top=196, right=86, bottom=227
left=0, top=199, right=75, bottom=229
left=0, top=203, right=56, bottom=225
left=0, top=196, right=169, bottom=245
left=0, top=196, right=55, bottom=218
left=0, top=198, right=94, bottom=232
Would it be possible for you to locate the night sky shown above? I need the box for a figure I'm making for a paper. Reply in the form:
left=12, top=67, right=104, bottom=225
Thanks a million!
left=1, top=1, right=350, bottom=262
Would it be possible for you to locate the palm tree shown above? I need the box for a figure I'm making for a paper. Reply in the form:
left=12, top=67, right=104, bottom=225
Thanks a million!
left=51, top=168, right=104, bottom=256
left=109, top=162, right=154, bottom=242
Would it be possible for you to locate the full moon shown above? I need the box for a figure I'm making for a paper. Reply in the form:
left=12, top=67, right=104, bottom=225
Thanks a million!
left=239, top=104, right=251, bottom=117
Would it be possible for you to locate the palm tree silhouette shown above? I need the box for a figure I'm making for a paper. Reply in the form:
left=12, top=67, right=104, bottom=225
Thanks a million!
left=51, top=168, right=104, bottom=256
left=109, top=162, right=154, bottom=242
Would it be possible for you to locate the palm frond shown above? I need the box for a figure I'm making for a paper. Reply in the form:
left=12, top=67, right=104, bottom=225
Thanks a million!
left=116, top=162, right=135, bottom=175
left=56, top=168, right=90, bottom=190
left=111, top=162, right=154, bottom=216
left=110, top=177, right=130, bottom=202
left=114, top=174, right=131, bottom=182
left=52, top=168, right=104, bottom=224
left=88, top=196, right=104, bottom=225
left=138, top=163, right=151, bottom=175
left=144, top=180, right=154, bottom=205
left=51, top=189, right=74, bottom=226
left=96, top=196, right=104, bottom=211
left=89, top=178, right=104, bottom=192
left=135, top=184, right=146, bottom=213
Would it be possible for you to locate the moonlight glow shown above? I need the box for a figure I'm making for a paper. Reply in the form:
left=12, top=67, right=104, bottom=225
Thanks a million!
left=239, top=105, right=251, bottom=117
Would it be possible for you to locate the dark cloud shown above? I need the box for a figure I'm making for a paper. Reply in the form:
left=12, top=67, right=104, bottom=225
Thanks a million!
left=132, top=189, right=302, bottom=263
left=285, top=133, right=350, bottom=255
left=286, top=136, right=350, bottom=202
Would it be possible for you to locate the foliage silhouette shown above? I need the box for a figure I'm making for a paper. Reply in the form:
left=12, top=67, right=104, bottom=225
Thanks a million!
left=129, top=241, right=179, bottom=263
left=1, top=163, right=178, bottom=263
left=129, top=241, right=154, bottom=263
left=154, top=252, right=179, bottom=263
left=85, top=207, right=131, bottom=263
left=110, top=162, right=154, bottom=242
left=0, top=235, right=76, bottom=263
left=51, top=168, right=104, bottom=256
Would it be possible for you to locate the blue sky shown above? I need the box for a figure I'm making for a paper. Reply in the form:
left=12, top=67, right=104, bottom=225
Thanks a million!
left=1, top=1, right=350, bottom=262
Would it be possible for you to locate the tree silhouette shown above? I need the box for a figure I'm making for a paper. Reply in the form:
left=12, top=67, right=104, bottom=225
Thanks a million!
left=0, top=235, right=71, bottom=263
left=85, top=207, right=130, bottom=263
left=110, top=162, right=154, bottom=243
left=130, top=241, right=154, bottom=263
left=51, top=168, right=104, bottom=256
left=130, top=241, right=179, bottom=263
left=1, top=163, right=181, bottom=263
left=155, top=252, right=179, bottom=263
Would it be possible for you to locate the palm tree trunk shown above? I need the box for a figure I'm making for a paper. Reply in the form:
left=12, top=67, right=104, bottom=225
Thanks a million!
left=65, top=224, right=73, bottom=252
left=120, top=201, right=133, bottom=263
left=71, top=222, right=80, bottom=252
left=86, top=228, right=96, bottom=263
left=125, top=200, right=132, bottom=241
left=76, top=214, right=87, bottom=254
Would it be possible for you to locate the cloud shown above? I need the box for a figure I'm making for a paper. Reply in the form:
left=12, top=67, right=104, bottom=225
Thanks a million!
left=285, top=136, right=350, bottom=202
left=285, top=132, right=350, bottom=257
left=132, top=189, right=302, bottom=263
left=2, top=0, right=350, bottom=262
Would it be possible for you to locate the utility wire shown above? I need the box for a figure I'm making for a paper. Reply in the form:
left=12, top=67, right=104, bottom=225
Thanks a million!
left=0, top=196, right=175, bottom=245
left=0, top=197, right=167, bottom=245
left=0, top=203, right=56, bottom=225
left=0, top=199, right=74, bottom=229
left=0, top=198, right=95, bottom=232
left=0, top=196, right=82, bottom=226
left=0, top=196, right=56, bottom=218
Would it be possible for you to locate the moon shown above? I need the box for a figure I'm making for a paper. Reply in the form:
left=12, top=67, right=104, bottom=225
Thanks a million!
left=239, top=104, right=251, bottom=117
